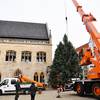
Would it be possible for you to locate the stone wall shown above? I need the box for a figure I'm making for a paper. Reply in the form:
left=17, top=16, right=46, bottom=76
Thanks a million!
left=0, top=39, right=52, bottom=83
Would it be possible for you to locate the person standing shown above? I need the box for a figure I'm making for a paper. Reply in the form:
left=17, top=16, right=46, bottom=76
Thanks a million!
left=30, top=83, right=37, bottom=100
left=15, top=80, right=20, bottom=100
left=56, top=84, right=61, bottom=98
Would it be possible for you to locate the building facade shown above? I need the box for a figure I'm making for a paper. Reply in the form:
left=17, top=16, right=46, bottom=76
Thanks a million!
left=0, top=20, right=52, bottom=83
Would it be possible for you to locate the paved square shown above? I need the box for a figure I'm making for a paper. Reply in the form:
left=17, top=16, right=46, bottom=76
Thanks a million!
left=0, top=90, right=96, bottom=100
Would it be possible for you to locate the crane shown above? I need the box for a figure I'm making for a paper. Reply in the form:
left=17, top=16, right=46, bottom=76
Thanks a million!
left=72, top=0, right=100, bottom=98
left=18, top=74, right=43, bottom=87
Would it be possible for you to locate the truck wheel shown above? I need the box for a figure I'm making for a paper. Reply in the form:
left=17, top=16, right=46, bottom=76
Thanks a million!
left=92, top=83, right=100, bottom=99
left=0, top=90, right=2, bottom=95
left=76, top=83, right=84, bottom=96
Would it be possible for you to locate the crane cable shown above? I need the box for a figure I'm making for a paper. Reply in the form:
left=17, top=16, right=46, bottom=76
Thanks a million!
left=63, top=0, right=68, bottom=37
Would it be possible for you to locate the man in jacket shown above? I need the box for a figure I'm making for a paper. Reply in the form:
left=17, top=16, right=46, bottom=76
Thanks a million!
left=15, top=80, right=20, bottom=100
left=30, top=83, right=37, bottom=100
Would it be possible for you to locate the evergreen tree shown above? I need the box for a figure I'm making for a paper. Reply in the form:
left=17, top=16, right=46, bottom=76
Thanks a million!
left=62, top=34, right=79, bottom=79
left=49, top=34, right=79, bottom=88
left=49, top=42, right=65, bottom=88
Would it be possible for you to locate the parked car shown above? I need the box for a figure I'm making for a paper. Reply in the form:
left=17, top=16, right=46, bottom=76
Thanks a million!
left=64, top=78, right=80, bottom=91
left=64, top=83, right=73, bottom=91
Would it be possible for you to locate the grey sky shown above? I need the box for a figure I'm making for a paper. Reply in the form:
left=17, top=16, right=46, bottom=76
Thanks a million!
left=0, top=0, right=100, bottom=55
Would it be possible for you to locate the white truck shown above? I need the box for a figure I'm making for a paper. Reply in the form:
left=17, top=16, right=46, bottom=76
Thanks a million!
left=0, top=78, right=31, bottom=95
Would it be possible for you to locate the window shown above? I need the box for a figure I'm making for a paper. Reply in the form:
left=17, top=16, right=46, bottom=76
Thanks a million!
left=5, top=50, right=16, bottom=61
left=37, top=52, right=46, bottom=62
left=21, top=51, right=31, bottom=62
left=0, top=73, right=1, bottom=82
left=2, top=79, right=8, bottom=85
left=40, top=72, right=44, bottom=83
left=11, top=79, right=17, bottom=84
left=34, top=72, right=38, bottom=82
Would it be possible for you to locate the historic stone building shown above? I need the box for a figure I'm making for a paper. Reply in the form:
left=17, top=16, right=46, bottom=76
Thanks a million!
left=0, top=20, right=52, bottom=83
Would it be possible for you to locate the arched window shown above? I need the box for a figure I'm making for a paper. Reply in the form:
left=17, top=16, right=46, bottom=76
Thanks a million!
left=5, top=50, right=16, bottom=61
left=40, top=72, right=44, bottom=83
left=21, top=51, right=31, bottom=62
left=0, top=73, right=1, bottom=82
left=14, top=69, right=22, bottom=77
left=34, top=72, right=38, bottom=82
left=37, top=52, right=46, bottom=62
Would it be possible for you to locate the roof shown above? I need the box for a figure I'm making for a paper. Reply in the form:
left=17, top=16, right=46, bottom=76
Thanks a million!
left=0, top=20, right=49, bottom=40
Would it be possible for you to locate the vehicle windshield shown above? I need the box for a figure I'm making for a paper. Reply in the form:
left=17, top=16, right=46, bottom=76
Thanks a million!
left=0, top=79, right=9, bottom=86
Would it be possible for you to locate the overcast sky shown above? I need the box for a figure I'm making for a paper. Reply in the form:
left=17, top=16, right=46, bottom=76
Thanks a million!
left=0, top=0, right=100, bottom=56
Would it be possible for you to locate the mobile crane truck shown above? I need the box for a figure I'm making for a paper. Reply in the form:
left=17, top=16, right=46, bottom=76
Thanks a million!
left=71, top=0, right=100, bottom=98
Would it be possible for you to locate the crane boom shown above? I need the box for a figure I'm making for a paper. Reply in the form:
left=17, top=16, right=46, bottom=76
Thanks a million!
left=72, top=0, right=100, bottom=79
left=18, top=74, right=43, bottom=87
left=72, top=0, right=100, bottom=50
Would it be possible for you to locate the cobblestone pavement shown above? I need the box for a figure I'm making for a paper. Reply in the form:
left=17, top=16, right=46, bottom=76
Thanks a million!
left=0, top=90, right=96, bottom=100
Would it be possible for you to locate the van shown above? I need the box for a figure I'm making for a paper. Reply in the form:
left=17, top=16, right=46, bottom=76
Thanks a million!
left=0, top=78, right=32, bottom=95
left=0, top=78, right=18, bottom=95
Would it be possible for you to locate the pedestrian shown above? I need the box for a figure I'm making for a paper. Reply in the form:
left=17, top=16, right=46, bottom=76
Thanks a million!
left=15, top=80, right=20, bottom=100
left=56, top=84, right=61, bottom=98
left=30, top=83, right=37, bottom=100
left=59, top=84, right=63, bottom=92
